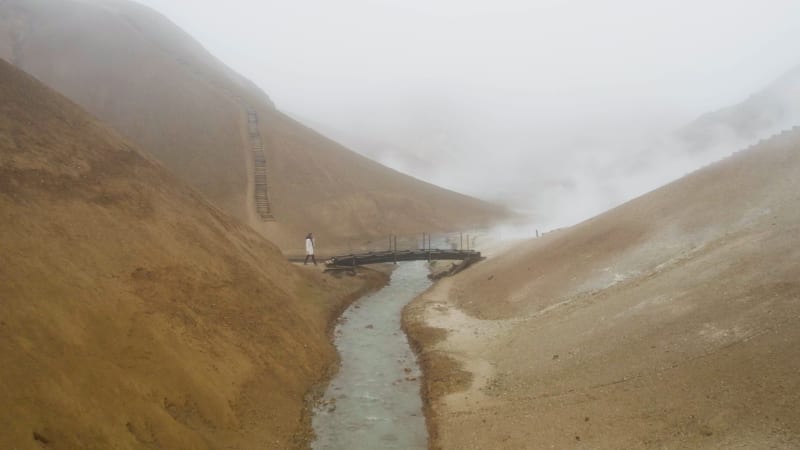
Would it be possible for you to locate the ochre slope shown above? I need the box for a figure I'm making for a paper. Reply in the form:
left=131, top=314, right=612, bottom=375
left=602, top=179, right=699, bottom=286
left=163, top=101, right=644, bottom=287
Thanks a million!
left=260, top=111, right=507, bottom=253
left=0, top=58, right=380, bottom=449
left=406, top=129, right=800, bottom=448
left=0, top=0, right=506, bottom=252
left=0, top=0, right=263, bottom=220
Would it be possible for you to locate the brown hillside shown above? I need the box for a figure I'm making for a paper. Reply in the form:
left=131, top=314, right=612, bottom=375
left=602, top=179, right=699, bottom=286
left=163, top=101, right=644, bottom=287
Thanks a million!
left=260, top=111, right=508, bottom=253
left=0, top=0, right=506, bottom=253
left=0, top=58, right=383, bottom=449
left=405, top=128, right=800, bottom=448
left=0, top=0, right=260, bottom=220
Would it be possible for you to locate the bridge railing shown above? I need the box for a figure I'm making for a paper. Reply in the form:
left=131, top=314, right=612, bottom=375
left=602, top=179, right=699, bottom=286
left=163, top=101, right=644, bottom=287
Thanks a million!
left=285, top=230, right=488, bottom=261
left=341, top=231, right=485, bottom=254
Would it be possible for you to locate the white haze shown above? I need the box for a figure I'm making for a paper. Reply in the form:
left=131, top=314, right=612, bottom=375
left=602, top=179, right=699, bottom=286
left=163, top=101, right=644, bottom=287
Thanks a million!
left=134, top=0, right=800, bottom=230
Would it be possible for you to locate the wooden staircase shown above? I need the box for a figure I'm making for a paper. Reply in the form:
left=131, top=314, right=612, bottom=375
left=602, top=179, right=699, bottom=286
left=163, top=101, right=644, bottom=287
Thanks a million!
left=246, top=107, right=275, bottom=221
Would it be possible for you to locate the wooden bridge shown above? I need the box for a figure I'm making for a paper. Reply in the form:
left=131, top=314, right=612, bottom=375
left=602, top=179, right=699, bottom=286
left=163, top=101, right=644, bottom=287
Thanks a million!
left=326, top=249, right=482, bottom=267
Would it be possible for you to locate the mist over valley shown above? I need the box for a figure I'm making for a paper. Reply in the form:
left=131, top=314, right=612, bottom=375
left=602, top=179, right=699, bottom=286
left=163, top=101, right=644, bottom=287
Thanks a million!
left=2, top=1, right=800, bottom=448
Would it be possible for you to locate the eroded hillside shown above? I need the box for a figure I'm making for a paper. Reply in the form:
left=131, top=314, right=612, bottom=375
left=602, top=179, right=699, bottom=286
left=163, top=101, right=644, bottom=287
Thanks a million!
left=0, top=58, right=382, bottom=449
left=406, top=128, right=800, bottom=448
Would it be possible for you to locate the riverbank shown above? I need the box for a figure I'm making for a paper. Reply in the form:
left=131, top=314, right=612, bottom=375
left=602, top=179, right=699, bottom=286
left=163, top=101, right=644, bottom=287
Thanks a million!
left=402, top=234, right=520, bottom=449
left=404, top=274, right=520, bottom=449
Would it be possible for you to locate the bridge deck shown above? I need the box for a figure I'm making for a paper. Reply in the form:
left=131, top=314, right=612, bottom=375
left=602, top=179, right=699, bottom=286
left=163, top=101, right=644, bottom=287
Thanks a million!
left=327, top=249, right=482, bottom=267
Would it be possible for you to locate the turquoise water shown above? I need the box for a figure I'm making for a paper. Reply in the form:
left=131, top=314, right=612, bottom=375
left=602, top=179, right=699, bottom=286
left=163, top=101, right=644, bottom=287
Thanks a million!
left=312, top=261, right=431, bottom=450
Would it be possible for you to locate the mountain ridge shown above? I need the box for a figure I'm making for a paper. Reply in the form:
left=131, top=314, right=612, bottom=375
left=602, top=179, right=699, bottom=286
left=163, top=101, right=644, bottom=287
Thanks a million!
left=679, top=63, right=800, bottom=152
left=0, top=0, right=507, bottom=253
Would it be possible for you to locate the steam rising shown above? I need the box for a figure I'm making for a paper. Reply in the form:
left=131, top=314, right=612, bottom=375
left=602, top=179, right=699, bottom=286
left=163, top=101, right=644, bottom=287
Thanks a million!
left=136, top=0, right=800, bottom=230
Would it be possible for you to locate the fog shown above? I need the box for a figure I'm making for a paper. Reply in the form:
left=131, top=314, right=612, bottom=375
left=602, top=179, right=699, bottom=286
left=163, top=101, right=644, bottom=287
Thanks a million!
left=135, top=0, right=800, bottom=230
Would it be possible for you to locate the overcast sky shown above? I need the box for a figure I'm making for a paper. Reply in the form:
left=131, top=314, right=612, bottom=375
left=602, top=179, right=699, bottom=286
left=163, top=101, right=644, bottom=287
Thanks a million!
left=134, top=0, right=800, bottom=229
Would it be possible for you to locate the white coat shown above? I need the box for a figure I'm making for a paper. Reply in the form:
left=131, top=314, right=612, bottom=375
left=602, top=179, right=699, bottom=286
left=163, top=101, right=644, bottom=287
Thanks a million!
left=305, top=238, right=315, bottom=255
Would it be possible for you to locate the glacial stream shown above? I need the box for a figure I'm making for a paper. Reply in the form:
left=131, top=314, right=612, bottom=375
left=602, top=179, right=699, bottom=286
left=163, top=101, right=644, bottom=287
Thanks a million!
left=312, top=261, right=432, bottom=449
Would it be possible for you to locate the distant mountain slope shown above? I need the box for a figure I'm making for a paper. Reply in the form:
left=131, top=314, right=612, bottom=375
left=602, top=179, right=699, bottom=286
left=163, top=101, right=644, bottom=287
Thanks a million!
left=407, top=126, right=800, bottom=448
left=0, top=0, right=506, bottom=252
left=0, top=58, right=378, bottom=449
left=260, top=111, right=508, bottom=251
left=460, top=126, right=800, bottom=319
left=680, top=64, right=800, bottom=152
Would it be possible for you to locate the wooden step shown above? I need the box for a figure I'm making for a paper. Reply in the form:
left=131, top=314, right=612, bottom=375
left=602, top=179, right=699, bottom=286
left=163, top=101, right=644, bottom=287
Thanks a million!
left=245, top=104, right=275, bottom=220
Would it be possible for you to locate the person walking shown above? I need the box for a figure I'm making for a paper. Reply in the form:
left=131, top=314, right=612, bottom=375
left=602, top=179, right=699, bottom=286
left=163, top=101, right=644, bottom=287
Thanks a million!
left=304, top=233, right=317, bottom=265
